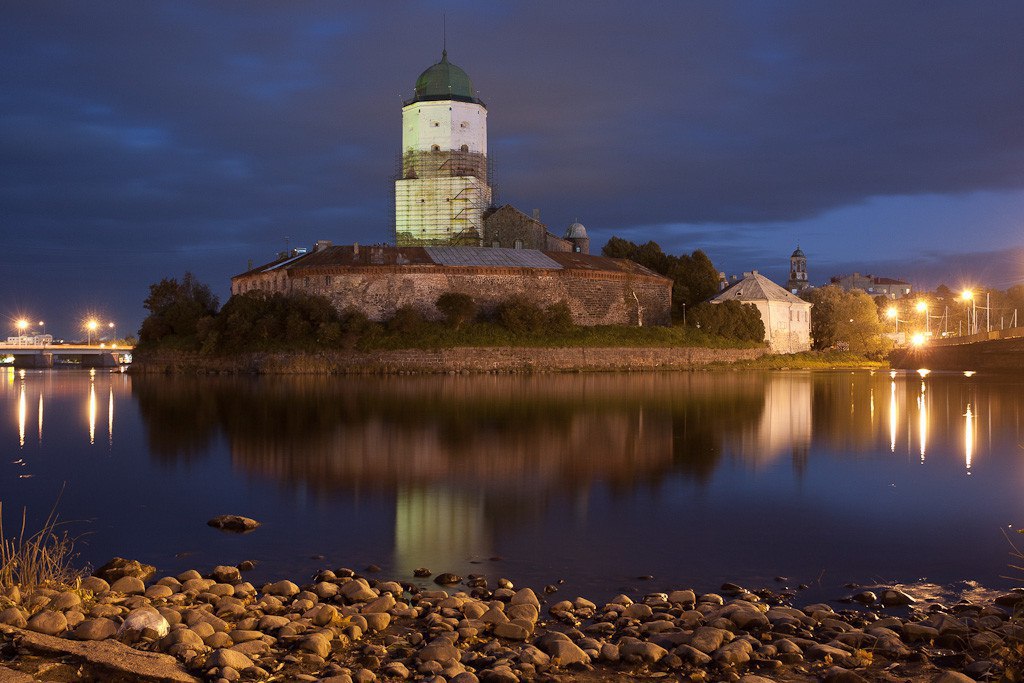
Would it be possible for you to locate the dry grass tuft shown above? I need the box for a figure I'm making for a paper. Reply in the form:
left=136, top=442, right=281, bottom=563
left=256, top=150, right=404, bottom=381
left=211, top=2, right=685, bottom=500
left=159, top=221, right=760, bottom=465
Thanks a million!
left=0, top=499, right=81, bottom=595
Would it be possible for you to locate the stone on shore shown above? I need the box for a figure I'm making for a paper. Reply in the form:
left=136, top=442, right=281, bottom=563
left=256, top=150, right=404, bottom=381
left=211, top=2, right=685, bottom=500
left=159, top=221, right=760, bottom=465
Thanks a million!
left=71, top=617, right=118, bottom=641
left=93, top=557, right=157, bottom=583
left=206, top=515, right=260, bottom=532
left=26, top=610, right=66, bottom=636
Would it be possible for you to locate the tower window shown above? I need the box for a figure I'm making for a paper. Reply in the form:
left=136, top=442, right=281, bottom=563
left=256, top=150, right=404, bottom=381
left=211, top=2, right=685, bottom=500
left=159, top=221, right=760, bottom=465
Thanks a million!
left=460, top=122, right=468, bottom=128
left=460, top=144, right=469, bottom=152
left=514, top=240, right=523, bottom=249
left=431, top=144, right=440, bottom=151
left=432, top=121, right=439, bottom=127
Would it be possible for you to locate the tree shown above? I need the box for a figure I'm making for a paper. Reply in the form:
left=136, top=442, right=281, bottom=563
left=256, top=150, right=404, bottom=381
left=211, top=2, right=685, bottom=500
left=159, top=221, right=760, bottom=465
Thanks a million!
left=603, top=237, right=721, bottom=319
left=804, top=285, right=890, bottom=355
left=138, top=273, right=219, bottom=350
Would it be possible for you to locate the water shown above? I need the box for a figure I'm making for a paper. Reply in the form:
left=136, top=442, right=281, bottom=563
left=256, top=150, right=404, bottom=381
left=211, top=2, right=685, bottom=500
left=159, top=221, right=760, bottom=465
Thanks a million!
left=2, top=366, right=1022, bottom=604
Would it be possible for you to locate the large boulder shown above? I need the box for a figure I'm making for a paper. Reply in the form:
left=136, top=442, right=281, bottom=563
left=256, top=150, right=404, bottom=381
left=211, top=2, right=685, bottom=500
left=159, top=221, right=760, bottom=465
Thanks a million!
left=93, top=557, right=156, bottom=583
left=207, top=515, right=260, bottom=532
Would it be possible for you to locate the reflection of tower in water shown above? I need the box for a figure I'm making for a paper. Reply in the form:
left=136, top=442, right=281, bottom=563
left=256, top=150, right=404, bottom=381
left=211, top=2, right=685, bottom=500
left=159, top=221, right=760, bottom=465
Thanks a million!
left=394, top=486, right=491, bottom=574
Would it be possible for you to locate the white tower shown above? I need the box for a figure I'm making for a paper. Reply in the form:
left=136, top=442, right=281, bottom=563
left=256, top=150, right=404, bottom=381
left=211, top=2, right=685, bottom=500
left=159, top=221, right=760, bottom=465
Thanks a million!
left=395, top=51, right=492, bottom=246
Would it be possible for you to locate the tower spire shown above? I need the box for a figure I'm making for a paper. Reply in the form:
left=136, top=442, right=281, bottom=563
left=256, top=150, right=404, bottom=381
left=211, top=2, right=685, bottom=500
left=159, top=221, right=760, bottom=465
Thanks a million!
left=442, top=13, right=447, bottom=60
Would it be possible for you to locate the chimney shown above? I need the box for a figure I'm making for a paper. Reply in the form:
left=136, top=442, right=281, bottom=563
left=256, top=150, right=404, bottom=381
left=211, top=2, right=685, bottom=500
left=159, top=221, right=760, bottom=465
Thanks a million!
left=314, top=239, right=333, bottom=252
left=353, top=242, right=359, bottom=257
left=532, top=208, right=541, bottom=222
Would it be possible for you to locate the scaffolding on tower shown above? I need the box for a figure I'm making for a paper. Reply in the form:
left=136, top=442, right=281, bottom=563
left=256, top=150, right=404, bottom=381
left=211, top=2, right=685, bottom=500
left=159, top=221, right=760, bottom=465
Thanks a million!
left=393, top=149, right=497, bottom=247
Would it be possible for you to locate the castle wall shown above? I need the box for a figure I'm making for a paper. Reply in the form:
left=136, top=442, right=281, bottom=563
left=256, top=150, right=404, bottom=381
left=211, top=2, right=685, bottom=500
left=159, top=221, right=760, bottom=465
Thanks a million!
left=235, top=264, right=671, bottom=327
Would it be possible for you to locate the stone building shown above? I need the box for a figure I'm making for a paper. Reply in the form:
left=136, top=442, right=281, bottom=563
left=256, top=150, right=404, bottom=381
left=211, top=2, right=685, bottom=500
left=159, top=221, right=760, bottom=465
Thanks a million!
left=830, top=272, right=912, bottom=299
left=482, top=205, right=590, bottom=254
left=231, top=243, right=671, bottom=326
left=232, top=52, right=664, bottom=326
left=712, top=271, right=812, bottom=353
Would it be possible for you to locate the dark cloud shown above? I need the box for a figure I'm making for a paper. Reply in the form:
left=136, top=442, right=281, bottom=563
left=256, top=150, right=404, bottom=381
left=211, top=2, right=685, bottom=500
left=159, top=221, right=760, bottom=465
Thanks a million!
left=2, top=2, right=1022, bottom=334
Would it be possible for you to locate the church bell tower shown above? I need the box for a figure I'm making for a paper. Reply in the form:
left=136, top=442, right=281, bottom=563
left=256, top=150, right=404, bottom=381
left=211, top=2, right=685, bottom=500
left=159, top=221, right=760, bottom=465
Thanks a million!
left=787, top=246, right=809, bottom=293
left=395, top=51, right=492, bottom=246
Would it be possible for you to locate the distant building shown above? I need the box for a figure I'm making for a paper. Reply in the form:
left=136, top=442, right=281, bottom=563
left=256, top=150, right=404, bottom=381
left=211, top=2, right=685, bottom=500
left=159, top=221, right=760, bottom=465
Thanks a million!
left=787, top=246, right=810, bottom=294
left=712, top=271, right=812, bottom=353
left=830, top=272, right=911, bottom=299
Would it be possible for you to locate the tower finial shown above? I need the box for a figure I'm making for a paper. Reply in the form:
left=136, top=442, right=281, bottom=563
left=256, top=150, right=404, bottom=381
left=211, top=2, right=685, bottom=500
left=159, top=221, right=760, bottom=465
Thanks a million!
left=442, top=13, right=447, bottom=60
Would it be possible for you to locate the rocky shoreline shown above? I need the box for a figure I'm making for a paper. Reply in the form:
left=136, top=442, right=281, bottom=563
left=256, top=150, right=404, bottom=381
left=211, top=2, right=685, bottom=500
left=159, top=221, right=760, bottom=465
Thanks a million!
left=0, top=558, right=1021, bottom=682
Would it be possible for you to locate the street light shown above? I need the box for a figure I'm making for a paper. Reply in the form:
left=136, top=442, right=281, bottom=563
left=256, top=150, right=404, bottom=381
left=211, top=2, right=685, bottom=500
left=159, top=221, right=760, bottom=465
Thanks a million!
left=911, top=333, right=925, bottom=347
left=16, top=319, right=28, bottom=337
left=86, top=319, right=98, bottom=345
left=886, top=307, right=898, bottom=333
left=108, top=321, right=115, bottom=342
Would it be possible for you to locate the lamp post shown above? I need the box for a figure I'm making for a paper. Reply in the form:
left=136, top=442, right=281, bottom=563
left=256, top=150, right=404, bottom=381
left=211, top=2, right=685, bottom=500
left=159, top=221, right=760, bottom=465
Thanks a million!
left=886, top=307, right=899, bottom=333
left=916, top=300, right=929, bottom=336
left=16, top=319, right=28, bottom=341
left=108, top=321, right=115, bottom=343
left=961, top=291, right=975, bottom=335
left=86, top=319, right=98, bottom=345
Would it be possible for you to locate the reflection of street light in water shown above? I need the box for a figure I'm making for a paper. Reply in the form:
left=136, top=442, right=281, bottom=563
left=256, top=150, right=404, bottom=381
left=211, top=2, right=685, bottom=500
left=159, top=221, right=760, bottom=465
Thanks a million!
left=964, top=403, right=974, bottom=474
left=917, top=381, right=927, bottom=463
left=889, top=380, right=897, bottom=453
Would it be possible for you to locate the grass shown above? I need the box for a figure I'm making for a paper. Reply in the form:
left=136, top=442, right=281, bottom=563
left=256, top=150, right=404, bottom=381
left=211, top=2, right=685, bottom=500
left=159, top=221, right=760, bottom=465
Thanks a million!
left=712, top=350, right=889, bottom=370
left=360, top=321, right=762, bottom=352
left=0, top=499, right=81, bottom=596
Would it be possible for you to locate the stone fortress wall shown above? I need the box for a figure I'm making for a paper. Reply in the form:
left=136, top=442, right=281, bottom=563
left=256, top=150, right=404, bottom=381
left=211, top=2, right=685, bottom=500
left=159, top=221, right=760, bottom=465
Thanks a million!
left=236, top=262, right=670, bottom=327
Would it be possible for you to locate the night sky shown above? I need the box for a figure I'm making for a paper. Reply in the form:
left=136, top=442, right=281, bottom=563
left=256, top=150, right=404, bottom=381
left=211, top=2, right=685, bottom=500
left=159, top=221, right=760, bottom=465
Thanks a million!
left=3, top=2, right=1024, bottom=338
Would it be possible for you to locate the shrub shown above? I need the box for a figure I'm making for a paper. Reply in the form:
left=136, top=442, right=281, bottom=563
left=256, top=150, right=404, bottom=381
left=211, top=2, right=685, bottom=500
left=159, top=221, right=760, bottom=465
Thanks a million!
left=545, top=301, right=574, bottom=334
left=688, top=300, right=765, bottom=342
left=387, top=305, right=425, bottom=334
left=496, top=297, right=546, bottom=335
left=436, top=292, right=477, bottom=328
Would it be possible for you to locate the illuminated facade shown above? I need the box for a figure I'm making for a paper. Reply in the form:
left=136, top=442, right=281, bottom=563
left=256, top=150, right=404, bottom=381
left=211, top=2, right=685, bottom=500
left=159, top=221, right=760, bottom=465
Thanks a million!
left=712, top=271, right=812, bottom=353
left=395, top=51, right=492, bottom=246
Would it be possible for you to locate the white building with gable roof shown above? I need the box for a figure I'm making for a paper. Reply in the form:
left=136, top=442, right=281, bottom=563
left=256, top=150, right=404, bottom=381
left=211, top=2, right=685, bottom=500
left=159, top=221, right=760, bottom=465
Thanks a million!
left=712, top=271, right=812, bottom=353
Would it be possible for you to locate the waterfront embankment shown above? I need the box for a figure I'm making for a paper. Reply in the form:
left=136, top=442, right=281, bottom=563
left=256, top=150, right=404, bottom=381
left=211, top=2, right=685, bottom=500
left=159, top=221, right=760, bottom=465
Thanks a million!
left=130, top=346, right=770, bottom=375
left=0, top=557, right=1020, bottom=682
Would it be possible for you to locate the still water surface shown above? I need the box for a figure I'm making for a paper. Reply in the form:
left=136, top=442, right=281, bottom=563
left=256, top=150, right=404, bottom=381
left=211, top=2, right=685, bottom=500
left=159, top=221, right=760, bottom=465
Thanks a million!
left=2, top=367, right=1022, bottom=603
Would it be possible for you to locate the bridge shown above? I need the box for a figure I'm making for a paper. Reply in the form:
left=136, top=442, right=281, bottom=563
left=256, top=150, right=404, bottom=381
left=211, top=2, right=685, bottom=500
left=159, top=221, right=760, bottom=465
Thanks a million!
left=890, top=326, right=1024, bottom=371
left=1, top=343, right=133, bottom=368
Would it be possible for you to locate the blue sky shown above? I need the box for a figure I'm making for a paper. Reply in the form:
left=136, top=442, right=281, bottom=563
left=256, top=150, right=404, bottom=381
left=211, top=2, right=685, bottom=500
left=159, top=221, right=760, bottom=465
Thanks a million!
left=2, top=2, right=1023, bottom=336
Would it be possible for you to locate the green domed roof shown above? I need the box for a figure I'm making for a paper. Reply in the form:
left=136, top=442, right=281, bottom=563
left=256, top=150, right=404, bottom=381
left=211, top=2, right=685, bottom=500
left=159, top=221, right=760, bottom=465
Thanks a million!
left=407, top=51, right=484, bottom=106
